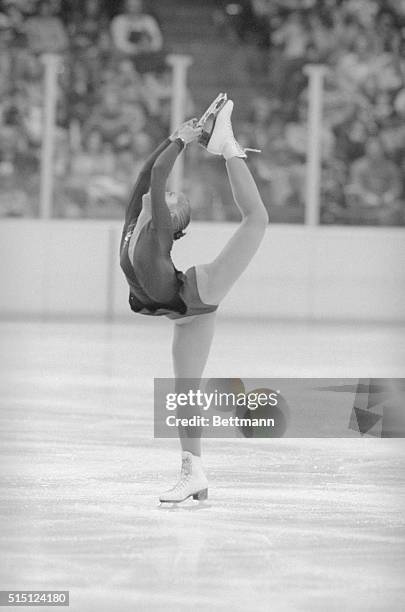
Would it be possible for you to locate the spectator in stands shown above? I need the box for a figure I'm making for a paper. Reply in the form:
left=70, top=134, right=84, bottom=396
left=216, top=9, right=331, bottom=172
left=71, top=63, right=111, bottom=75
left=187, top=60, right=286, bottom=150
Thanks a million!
left=0, top=123, right=31, bottom=217
left=18, top=53, right=43, bottom=107
left=0, top=174, right=30, bottom=217
left=375, top=9, right=401, bottom=53
left=284, top=100, right=335, bottom=162
left=110, top=59, right=144, bottom=105
left=24, top=0, right=68, bottom=54
left=70, top=0, right=109, bottom=50
left=379, top=120, right=405, bottom=165
left=343, top=0, right=379, bottom=29
left=373, top=52, right=403, bottom=95
left=273, top=11, right=309, bottom=60
left=336, top=36, right=375, bottom=93
left=394, top=89, right=405, bottom=119
left=247, top=96, right=275, bottom=150
left=84, top=89, right=137, bottom=144
left=67, top=59, right=95, bottom=122
left=71, top=129, right=107, bottom=179
left=67, top=128, right=127, bottom=217
left=0, top=0, right=27, bottom=45
left=115, top=58, right=141, bottom=89
left=333, top=12, right=361, bottom=52
left=0, top=0, right=404, bottom=225
left=0, top=125, right=17, bottom=176
left=216, top=0, right=274, bottom=49
left=307, top=13, right=336, bottom=60
left=272, top=11, right=311, bottom=99
left=349, top=137, right=402, bottom=219
left=256, top=143, right=297, bottom=209
left=111, top=0, right=163, bottom=71
left=142, top=69, right=172, bottom=116
left=132, top=129, right=152, bottom=156
left=333, top=114, right=368, bottom=162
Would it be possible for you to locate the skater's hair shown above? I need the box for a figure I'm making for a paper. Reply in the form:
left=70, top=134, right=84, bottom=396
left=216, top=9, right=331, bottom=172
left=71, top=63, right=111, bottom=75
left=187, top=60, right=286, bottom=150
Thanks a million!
left=143, top=190, right=191, bottom=240
left=173, top=229, right=187, bottom=241
left=167, top=192, right=191, bottom=241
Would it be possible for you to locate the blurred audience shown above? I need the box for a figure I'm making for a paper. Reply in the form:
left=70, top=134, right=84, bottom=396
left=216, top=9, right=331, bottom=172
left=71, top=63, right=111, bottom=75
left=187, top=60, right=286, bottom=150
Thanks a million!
left=0, top=0, right=404, bottom=225
left=111, top=0, right=164, bottom=72
left=111, top=0, right=162, bottom=53
left=211, top=0, right=405, bottom=224
left=0, top=0, right=173, bottom=218
left=25, top=0, right=68, bottom=54
left=346, top=137, right=402, bottom=224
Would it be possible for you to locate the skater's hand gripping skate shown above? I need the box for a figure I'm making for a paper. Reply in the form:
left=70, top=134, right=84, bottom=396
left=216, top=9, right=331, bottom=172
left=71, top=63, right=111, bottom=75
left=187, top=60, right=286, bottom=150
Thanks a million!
left=170, top=119, right=202, bottom=145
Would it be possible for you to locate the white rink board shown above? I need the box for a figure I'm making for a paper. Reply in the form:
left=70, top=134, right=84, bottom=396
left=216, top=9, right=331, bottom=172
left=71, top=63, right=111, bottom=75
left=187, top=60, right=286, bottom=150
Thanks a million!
left=0, top=220, right=404, bottom=321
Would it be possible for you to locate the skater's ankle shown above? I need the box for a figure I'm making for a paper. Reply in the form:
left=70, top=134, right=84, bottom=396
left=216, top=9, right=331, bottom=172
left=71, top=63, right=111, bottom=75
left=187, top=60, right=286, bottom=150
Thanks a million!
left=222, top=140, right=246, bottom=161
left=182, top=450, right=201, bottom=459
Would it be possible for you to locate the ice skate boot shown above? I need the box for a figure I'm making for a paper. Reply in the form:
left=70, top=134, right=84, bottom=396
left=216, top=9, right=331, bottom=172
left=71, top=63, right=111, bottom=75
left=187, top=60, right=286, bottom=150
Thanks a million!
left=203, top=99, right=261, bottom=160
left=197, top=92, right=228, bottom=148
left=159, top=451, right=208, bottom=504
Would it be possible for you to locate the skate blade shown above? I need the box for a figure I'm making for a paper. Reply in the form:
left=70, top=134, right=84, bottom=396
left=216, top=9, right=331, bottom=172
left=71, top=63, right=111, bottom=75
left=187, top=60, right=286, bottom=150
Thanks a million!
left=192, top=488, right=208, bottom=501
left=159, top=488, right=208, bottom=504
left=197, top=93, right=228, bottom=128
left=197, top=93, right=228, bottom=149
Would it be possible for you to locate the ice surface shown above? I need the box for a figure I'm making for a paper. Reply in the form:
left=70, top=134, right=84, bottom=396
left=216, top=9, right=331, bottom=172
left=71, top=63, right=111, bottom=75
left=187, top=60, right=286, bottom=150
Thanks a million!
left=0, top=320, right=404, bottom=611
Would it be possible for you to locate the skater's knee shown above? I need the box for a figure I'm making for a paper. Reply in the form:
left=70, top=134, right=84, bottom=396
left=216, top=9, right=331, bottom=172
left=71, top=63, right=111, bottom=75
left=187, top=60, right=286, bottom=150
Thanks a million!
left=243, top=208, right=269, bottom=227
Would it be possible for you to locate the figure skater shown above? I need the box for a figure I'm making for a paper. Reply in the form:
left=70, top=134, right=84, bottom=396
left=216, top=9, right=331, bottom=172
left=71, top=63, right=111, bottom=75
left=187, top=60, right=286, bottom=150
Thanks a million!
left=120, top=99, right=268, bottom=502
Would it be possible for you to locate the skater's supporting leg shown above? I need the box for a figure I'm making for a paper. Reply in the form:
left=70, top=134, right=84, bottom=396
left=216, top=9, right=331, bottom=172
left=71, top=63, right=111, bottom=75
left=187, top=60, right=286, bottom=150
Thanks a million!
left=172, top=312, right=217, bottom=456
left=159, top=314, right=215, bottom=503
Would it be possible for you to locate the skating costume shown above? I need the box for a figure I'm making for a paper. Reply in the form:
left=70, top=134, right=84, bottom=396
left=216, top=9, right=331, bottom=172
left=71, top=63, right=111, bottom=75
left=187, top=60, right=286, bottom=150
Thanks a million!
left=120, top=139, right=217, bottom=320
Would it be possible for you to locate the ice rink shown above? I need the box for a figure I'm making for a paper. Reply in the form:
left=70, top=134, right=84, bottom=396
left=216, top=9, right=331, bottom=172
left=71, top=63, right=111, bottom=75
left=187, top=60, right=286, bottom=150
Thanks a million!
left=1, top=318, right=404, bottom=611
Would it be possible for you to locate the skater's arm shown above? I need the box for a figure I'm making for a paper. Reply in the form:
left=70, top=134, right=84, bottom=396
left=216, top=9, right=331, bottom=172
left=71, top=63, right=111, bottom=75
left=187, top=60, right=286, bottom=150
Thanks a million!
left=124, top=138, right=172, bottom=225
left=125, top=119, right=200, bottom=225
left=150, top=140, right=185, bottom=251
left=150, top=121, right=202, bottom=252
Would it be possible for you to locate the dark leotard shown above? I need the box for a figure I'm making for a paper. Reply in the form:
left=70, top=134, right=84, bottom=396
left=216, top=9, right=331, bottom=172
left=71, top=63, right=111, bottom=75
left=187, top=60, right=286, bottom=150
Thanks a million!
left=120, top=138, right=217, bottom=320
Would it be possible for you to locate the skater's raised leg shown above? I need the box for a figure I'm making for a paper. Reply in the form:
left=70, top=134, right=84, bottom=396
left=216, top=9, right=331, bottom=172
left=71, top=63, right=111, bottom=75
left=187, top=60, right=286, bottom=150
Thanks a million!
left=196, top=100, right=269, bottom=305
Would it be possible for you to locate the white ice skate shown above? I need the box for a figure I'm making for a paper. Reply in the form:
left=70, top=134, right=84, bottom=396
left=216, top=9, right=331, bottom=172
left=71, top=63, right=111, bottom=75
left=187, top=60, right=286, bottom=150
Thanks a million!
left=197, top=92, right=228, bottom=127
left=159, top=451, right=208, bottom=504
left=197, top=92, right=228, bottom=148
left=203, top=99, right=261, bottom=160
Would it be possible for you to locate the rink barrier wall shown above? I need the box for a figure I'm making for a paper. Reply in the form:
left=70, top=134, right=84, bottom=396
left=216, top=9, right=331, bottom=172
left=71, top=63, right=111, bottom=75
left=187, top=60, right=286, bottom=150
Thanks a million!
left=1, top=220, right=404, bottom=322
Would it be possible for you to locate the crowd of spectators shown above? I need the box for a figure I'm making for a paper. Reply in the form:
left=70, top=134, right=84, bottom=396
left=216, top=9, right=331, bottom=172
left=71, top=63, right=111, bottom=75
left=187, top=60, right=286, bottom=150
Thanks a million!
left=214, top=0, right=405, bottom=224
left=0, top=0, right=404, bottom=225
left=0, top=0, right=180, bottom=217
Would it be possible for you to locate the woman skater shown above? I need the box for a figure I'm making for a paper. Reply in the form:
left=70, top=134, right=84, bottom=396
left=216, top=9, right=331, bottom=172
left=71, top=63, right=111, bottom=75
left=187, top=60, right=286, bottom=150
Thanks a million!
left=120, top=99, right=268, bottom=503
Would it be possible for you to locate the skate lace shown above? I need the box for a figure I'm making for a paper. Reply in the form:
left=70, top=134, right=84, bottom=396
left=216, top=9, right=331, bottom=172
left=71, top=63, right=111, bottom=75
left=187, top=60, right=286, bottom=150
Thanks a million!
left=170, top=476, right=191, bottom=494
left=168, top=457, right=192, bottom=493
